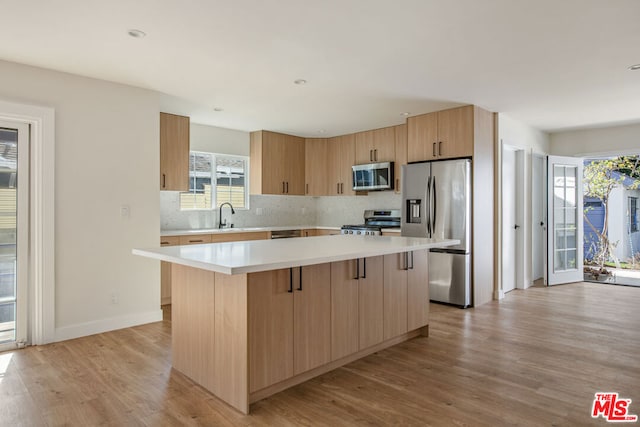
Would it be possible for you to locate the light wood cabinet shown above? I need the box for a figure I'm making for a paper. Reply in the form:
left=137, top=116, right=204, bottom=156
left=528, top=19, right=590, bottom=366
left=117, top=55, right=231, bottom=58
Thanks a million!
left=304, top=138, right=328, bottom=196
left=160, top=236, right=180, bottom=306
left=248, top=264, right=331, bottom=391
left=358, top=256, right=384, bottom=350
left=250, top=130, right=305, bottom=195
left=179, top=234, right=213, bottom=245
left=407, top=105, right=474, bottom=162
left=354, top=126, right=396, bottom=164
left=331, top=259, right=359, bottom=360
left=315, top=229, right=341, bottom=236
left=327, top=134, right=356, bottom=195
left=248, top=269, right=294, bottom=393
left=293, top=264, right=331, bottom=374
left=383, top=253, right=408, bottom=340
left=394, top=124, right=407, bottom=194
left=210, top=232, right=269, bottom=243
left=160, top=112, right=190, bottom=191
left=407, top=249, right=430, bottom=330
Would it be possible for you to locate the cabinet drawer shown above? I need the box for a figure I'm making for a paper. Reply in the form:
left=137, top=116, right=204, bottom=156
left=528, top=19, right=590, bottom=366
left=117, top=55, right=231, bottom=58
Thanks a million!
left=160, top=236, right=181, bottom=246
left=179, top=235, right=213, bottom=245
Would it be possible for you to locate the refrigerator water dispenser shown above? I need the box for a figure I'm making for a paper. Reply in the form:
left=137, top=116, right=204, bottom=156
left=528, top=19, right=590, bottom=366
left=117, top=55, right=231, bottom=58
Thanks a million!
left=406, top=199, right=422, bottom=223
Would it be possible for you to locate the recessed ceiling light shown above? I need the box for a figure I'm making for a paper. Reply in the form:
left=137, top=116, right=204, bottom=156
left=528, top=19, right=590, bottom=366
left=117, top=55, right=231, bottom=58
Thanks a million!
left=318, top=129, right=326, bottom=134
left=213, top=107, right=224, bottom=112
left=127, top=29, right=146, bottom=38
left=294, top=79, right=307, bottom=85
left=629, top=64, right=640, bottom=71
left=400, top=112, right=410, bottom=116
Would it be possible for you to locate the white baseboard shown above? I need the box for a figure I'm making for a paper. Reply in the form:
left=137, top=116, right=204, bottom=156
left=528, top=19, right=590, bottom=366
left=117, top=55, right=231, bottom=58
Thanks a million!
left=54, top=310, right=163, bottom=343
left=494, top=289, right=505, bottom=300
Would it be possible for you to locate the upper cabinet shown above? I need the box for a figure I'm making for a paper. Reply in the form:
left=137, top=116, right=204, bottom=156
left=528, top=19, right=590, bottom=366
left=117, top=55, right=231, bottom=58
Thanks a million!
left=160, top=112, right=190, bottom=191
left=394, top=124, right=407, bottom=194
left=250, top=131, right=305, bottom=195
left=327, top=134, right=356, bottom=195
left=407, top=105, right=474, bottom=162
left=354, top=126, right=396, bottom=164
left=304, top=138, right=328, bottom=196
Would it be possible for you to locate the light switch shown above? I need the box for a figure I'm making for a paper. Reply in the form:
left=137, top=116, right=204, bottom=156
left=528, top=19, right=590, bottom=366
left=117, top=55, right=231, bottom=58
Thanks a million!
left=120, top=205, right=130, bottom=218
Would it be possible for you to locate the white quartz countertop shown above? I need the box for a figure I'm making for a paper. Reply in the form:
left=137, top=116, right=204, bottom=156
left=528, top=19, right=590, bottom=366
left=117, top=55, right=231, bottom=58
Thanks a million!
left=161, top=225, right=340, bottom=237
left=133, top=235, right=459, bottom=275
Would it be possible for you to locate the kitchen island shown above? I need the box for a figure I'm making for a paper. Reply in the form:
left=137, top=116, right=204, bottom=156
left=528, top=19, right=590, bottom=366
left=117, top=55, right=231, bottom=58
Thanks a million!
left=133, top=235, right=458, bottom=414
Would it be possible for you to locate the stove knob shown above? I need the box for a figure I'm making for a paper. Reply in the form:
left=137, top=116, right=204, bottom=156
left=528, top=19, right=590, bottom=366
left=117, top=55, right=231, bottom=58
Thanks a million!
left=349, top=230, right=353, bottom=234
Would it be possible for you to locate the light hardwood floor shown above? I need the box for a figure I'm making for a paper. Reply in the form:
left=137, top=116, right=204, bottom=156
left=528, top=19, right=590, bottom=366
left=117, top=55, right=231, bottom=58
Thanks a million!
left=2, top=282, right=639, bottom=426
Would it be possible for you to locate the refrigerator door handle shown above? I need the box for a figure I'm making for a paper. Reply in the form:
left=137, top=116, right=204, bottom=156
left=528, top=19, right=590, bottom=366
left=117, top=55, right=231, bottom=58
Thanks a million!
left=426, top=176, right=432, bottom=237
left=432, top=176, right=437, bottom=234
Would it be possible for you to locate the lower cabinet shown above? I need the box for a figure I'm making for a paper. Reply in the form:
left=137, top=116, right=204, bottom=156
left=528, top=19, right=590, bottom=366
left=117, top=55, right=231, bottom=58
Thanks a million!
left=248, top=264, right=331, bottom=392
left=160, top=236, right=180, bottom=306
left=407, top=249, right=430, bottom=330
left=245, top=251, right=430, bottom=393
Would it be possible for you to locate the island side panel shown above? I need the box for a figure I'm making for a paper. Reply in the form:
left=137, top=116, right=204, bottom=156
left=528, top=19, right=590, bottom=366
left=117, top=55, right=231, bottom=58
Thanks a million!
left=213, top=272, right=249, bottom=413
left=171, top=264, right=217, bottom=392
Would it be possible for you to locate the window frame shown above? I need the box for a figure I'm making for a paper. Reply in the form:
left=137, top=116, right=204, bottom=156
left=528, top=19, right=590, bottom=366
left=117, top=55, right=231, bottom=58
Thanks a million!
left=180, top=151, right=250, bottom=211
left=629, top=196, right=638, bottom=233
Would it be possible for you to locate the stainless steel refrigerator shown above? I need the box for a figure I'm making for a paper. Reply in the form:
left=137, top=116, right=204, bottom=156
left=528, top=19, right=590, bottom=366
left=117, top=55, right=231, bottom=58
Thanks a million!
left=401, top=158, right=472, bottom=307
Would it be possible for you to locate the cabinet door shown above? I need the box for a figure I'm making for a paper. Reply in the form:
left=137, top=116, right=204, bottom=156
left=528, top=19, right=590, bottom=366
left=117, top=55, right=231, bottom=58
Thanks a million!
left=248, top=269, right=294, bottom=392
left=394, top=124, right=407, bottom=194
left=338, top=134, right=356, bottom=195
left=331, top=259, right=359, bottom=360
left=358, top=256, right=384, bottom=350
left=294, top=264, right=331, bottom=375
left=284, top=134, right=306, bottom=195
left=383, top=253, right=408, bottom=340
left=160, top=112, right=190, bottom=191
left=437, top=106, right=473, bottom=159
left=261, top=132, right=287, bottom=194
left=354, top=130, right=375, bottom=164
left=304, top=138, right=328, bottom=196
left=407, top=249, right=430, bottom=330
left=160, top=236, right=180, bottom=305
left=407, top=112, right=438, bottom=162
left=371, top=127, right=396, bottom=163
left=327, top=137, right=342, bottom=195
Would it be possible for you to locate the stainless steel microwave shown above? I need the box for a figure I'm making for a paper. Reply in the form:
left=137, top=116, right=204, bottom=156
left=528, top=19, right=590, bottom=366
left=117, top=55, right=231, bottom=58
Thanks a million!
left=352, top=162, right=394, bottom=191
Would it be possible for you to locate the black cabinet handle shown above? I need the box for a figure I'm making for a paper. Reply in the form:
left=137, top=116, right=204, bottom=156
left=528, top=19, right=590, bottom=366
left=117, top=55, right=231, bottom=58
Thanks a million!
left=286, top=182, right=289, bottom=193
left=369, top=149, right=373, bottom=162
left=439, top=141, right=442, bottom=156
left=162, top=173, right=166, bottom=188
left=374, top=149, right=378, bottom=161
left=361, top=258, right=367, bottom=279
left=306, top=183, right=309, bottom=194
left=432, top=142, right=436, bottom=157
left=298, top=267, right=303, bottom=291
left=288, top=268, right=293, bottom=293
left=354, top=258, right=360, bottom=280
left=337, top=183, right=340, bottom=194
left=403, top=252, right=409, bottom=270
left=340, top=183, right=344, bottom=194
left=410, top=251, right=414, bottom=270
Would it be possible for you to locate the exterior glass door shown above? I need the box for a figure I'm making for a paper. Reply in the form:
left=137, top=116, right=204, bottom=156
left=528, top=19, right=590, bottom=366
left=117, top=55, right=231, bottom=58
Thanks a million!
left=0, top=121, right=28, bottom=350
left=547, top=155, right=584, bottom=285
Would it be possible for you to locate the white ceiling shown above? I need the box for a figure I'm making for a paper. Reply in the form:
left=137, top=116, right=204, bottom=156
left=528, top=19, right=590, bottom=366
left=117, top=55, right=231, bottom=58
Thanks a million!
left=1, top=0, right=639, bottom=137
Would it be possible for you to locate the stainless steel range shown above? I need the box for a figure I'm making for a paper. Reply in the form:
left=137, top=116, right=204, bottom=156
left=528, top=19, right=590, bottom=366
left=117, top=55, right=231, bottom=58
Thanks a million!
left=341, top=209, right=401, bottom=235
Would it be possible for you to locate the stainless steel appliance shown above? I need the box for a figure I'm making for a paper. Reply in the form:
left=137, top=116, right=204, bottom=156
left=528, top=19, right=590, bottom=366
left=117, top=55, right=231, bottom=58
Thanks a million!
left=401, top=159, right=472, bottom=307
left=341, top=209, right=401, bottom=235
left=352, top=162, right=394, bottom=191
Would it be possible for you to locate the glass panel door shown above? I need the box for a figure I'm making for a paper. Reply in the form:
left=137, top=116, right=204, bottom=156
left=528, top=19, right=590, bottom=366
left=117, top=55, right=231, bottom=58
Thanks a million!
left=547, top=156, right=583, bottom=285
left=0, top=121, right=28, bottom=350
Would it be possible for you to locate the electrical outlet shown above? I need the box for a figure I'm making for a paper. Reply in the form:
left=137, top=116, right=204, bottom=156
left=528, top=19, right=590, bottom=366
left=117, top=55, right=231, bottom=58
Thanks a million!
left=110, top=293, right=119, bottom=305
left=120, top=205, right=130, bottom=218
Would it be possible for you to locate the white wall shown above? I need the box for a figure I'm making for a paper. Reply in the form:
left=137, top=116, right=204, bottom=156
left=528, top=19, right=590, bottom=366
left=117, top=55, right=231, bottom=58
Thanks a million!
left=190, top=123, right=249, bottom=155
left=550, top=122, right=640, bottom=156
left=0, top=59, right=162, bottom=340
left=497, top=114, right=550, bottom=292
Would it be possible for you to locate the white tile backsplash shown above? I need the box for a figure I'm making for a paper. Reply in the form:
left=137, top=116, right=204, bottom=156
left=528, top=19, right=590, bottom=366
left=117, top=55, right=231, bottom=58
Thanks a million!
left=160, top=191, right=402, bottom=230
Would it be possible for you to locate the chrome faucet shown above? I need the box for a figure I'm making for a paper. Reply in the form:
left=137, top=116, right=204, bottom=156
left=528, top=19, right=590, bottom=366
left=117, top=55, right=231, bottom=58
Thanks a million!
left=218, top=202, right=236, bottom=229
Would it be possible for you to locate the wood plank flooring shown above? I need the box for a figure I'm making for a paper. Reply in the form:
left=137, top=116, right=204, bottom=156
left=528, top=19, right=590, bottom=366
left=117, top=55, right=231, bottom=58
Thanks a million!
left=1, top=282, right=639, bottom=426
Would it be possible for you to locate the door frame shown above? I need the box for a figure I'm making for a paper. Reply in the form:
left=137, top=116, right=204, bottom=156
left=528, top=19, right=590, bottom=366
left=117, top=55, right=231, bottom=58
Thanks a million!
left=499, top=143, right=527, bottom=296
left=531, top=152, right=547, bottom=285
left=0, top=99, right=55, bottom=345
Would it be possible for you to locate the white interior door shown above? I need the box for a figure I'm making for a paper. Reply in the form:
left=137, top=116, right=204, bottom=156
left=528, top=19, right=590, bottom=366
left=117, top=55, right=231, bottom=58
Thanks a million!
left=502, top=148, right=517, bottom=293
left=0, top=121, right=29, bottom=351
left=547, top=155, right=583, bottom=285
left=532, top=154, right=546, bottom=282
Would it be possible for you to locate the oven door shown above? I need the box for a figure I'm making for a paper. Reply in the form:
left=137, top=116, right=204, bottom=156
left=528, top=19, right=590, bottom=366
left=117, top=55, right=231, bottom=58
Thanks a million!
left=352, top=162, right=394, bottom=191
